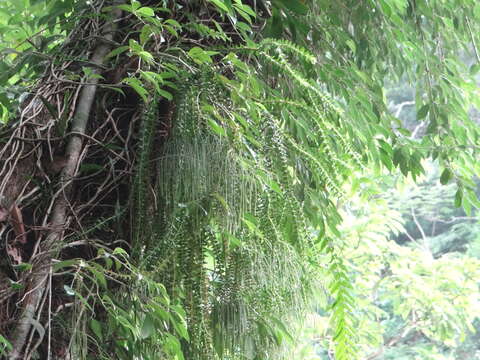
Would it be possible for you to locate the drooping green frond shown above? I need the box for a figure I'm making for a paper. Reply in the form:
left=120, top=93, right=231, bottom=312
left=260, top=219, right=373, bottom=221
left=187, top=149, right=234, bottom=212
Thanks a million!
left=132, top=95, right=159, bottom=258
left=127, top=34, right=367, bottom=358
left=133, top=67, right=321, bottom=358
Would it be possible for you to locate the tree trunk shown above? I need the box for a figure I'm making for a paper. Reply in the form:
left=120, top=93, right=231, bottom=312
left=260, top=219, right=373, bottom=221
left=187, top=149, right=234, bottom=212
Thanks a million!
left=2, top=5, right=123, bottom=358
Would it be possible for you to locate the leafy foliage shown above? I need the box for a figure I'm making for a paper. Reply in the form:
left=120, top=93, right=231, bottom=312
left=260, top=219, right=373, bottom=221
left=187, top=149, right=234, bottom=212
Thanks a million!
left=0, top=0, right=479, bottom=359
left=292, top=168, right=480, bottom=359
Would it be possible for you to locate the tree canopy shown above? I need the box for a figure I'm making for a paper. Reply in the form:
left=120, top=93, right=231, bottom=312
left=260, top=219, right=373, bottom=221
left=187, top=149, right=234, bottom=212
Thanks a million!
left=0, top=0, right=479, bottom=359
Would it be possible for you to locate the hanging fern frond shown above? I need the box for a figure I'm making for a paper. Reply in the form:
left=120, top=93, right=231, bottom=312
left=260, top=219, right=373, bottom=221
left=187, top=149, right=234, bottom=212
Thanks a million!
left=131, top=95, right=159, bottom=258
left=260, top=38, right=318, bottom=65
left=132, top=34, right=368, bottom=359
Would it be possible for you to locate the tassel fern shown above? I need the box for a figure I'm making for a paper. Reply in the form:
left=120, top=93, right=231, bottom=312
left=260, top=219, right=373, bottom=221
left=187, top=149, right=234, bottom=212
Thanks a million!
left=133, top=38, right=363, bottom=359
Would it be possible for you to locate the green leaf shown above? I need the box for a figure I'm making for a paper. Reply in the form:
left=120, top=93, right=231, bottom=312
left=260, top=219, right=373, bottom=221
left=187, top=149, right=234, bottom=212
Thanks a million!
left=171, top=317, right=189, bottom=340
left=89, top=267, right=107, bottom=289
left=136, top=6, right=154, bottom=17
left=113, top=247, right=129, bottom=257
left=104, top=45, right=129, bottom=60
left=115, top=4, right=134, bottom=13
left=9, top=280, right=24, bottom=290
left=188, top=46, right=213, bottom=64
left=392, top=147, right=403, bottom=167
left=0, top=334, right=12, bottom=352
left=233, top=4, right=253, bottom=24
left=417, top=104, right=429, bottom=120
left=399, top=157, right=409, bottom=176
left=90, top=319, right=103, bottom=341
left=122, top=77, right=148, bottom=102
left=207, top=0, right=229, bottom=12
left=153, top=303, right=170, bottom=321
left=140, top=313, right=156, bottom=339
left=225, top=233, right=242, bottom=248
left=439, top=168, right=453, bottom=185
left=157, top=88, right=173, bottom=101
left=345, top=39, right=356, bottom=54
left=131, top=1, right=141, bottom=10
left=470, top=63, right=480, bottom=76
left=101, top=85, right=126, bottom=96
left=128, top=39, right=143, bottom=53
left=163, top=333, right=184, bottom=359
left=234, top=2, right=256, bottom=17
left=454, top=187, right=463, bottom=208
left=138, top=51, right=154, bottom=64
left=207, top=118, right=226, bottom=136
left=465, top=189, right=480, bottom=209
left=269, top=315, right=294, bottom=343
left=140, top=25, right=154, bottom=45
left=164, top=19, right=181, bottom=28
left=13, top=263, right=32, bottom=272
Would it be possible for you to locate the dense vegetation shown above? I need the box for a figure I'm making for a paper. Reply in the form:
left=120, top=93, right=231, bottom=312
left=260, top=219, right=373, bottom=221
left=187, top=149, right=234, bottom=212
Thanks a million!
left=0, top=0, right=479, bottom=359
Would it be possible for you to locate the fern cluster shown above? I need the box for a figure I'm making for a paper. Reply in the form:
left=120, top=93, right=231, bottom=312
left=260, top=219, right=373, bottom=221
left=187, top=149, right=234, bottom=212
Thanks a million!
left=130, top=38, right=365, bottom=359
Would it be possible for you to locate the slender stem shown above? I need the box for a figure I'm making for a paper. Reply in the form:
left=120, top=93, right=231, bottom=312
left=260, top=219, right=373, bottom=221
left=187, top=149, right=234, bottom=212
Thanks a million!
left=466, top=16, right=480, bottom=64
